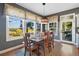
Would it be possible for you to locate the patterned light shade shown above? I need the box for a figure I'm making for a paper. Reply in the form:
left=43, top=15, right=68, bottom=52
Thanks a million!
left=41, top=17, right=48, bottom=24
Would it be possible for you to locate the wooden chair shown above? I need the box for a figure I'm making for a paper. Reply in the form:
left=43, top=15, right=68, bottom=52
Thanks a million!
left=33, top=32, right=45, bottom=56
left=38, top=32, right=52, bottom=55
left=43, top=31, right=54, bottom=53
left=24, top=33, right=39, bottom=56
left=50, top=32, right=54, bottom=48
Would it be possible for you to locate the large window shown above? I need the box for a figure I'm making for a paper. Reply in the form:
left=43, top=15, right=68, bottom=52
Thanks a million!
left=48, top=16, right=58, bottom=39
left=25, top=19, right=37, bottom=38
left=6, top=16, right=24, bottom=41
left=36, top=23, right=41, bottom=31
left=49, top=22, right=56, bottom=32
left=25, top=19, right=35, bottom=34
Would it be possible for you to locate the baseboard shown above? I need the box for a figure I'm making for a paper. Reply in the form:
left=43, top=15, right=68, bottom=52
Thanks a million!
left=54, top=39, right=75, bottom=45
left=54, top=39, right=61, bottom=42
left=0, top=44, right=24, bottom=54
left=61, top=41, right=74, bottom=45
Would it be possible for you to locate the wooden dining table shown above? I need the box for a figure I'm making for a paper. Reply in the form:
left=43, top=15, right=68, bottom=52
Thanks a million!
left=29, top=37, right=44, bottom=55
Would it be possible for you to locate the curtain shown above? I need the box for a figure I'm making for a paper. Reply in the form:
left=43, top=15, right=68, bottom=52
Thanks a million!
left=47, top=15, right=58, bottom=21
left=5, top=4, right=25, bottom=18
left=26, top=11, right=36, bottom=20
left=36, top=15, right=42, bottom=23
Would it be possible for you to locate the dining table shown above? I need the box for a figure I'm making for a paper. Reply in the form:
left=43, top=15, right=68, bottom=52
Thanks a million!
left=29, top=36, right=44, bottom=55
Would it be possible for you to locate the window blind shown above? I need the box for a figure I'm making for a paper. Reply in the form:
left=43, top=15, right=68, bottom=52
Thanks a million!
left=5, top=4, right=25, bottom=18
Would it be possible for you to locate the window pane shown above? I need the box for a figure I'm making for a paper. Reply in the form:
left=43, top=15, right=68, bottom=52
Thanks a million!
left=7, top=16, right=24, bottom=41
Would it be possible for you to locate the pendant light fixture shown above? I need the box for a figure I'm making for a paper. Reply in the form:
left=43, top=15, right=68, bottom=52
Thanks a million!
left=41, top=3, right=48, bottom=23
left=42, top=3, right=47, bottom=18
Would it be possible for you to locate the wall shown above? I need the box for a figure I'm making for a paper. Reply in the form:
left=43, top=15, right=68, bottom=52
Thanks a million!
left=58, top=8, right=79, bottom=42
left=1, top=3, right=79, bottom=51
left=0, top=4, right=23, bottom=51
left=47, top=7, right=79, bottom=46
left=0, top=3, right=42, bottom=51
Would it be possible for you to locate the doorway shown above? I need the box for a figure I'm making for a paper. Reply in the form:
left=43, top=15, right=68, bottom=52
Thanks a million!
left=42, top=24, right=48, bottom=32
left=60, top=13, right=75, bottom=44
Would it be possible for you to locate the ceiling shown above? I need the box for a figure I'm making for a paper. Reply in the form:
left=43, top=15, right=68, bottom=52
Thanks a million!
left=17, top=3, right=79, bottom=16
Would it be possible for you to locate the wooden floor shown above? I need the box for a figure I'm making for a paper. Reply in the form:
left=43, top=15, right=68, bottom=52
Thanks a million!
left=0, top=41, right=79, bottom=56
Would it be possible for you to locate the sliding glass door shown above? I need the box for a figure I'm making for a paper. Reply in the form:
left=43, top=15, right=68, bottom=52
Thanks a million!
left=61, top=21, right=72, bottom=42
left=60, top=13, right=75, bottom=43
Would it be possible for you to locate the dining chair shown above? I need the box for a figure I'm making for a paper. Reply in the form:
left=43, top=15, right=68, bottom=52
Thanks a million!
left=43, top=31, right=54, bottom=54
left=35, top=32, right=45, bottom=56
left=24, top=33, right=39, bottom=56
left=50, top=32, right=54, bottom=48
left=37, top=32, right=51, bottom=55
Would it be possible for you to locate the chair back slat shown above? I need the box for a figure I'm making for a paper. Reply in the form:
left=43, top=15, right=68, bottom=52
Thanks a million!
left=24, top=33, right=30, bottom=47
